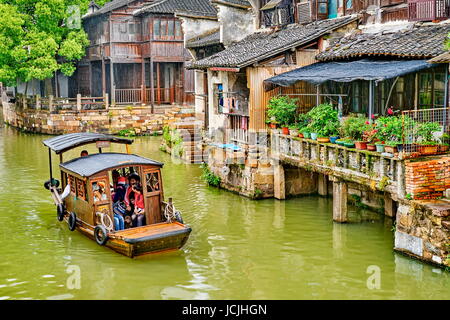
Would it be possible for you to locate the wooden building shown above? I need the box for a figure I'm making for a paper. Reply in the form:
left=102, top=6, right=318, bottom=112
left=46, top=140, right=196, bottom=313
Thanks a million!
left=75, top=0, right=216, bottom=106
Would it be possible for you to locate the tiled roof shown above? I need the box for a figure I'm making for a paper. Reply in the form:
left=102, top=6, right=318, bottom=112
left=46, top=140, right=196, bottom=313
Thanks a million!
left=189, top=15, right=359, bottom=69
left=186, top=29, right=221, bottom=48
left=211, top=0, right=251, bottom=8
left=83, top=0, right=139, bottom=19
left=428, top=51, right=450, bottom=63
left=134, top=0, right=217, bottom=18
left=317, top=23, right=450, bottom=61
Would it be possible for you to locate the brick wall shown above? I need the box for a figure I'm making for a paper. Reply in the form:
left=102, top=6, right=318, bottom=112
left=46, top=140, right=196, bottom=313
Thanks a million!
left=405, top=157, right=450, bottom=200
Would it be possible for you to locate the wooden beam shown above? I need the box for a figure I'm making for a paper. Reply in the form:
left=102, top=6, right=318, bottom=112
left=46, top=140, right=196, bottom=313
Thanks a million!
left=157, top=62, right=161, bottom=104
left=102, top=54, right=106, bottom=97
left=110, top=60, right=115, bottom=105
left=141, top=59, right=146, bottom=104
left=150, top=57, right=155, bottom=112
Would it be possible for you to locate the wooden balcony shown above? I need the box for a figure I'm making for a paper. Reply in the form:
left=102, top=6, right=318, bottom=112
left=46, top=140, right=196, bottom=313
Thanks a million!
left=408, top=0, right=450, bottom=21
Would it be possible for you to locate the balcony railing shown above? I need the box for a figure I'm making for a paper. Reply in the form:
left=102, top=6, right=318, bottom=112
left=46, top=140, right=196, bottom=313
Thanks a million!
left=408, top=0, right=450, bottom=21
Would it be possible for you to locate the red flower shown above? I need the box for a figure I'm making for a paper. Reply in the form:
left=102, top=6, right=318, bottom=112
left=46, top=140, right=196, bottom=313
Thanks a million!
left=371, top=114, right=375, bottom=119
left=365, top=121, right=370, bottom=125
left=387, top=108, right=394, bottom=115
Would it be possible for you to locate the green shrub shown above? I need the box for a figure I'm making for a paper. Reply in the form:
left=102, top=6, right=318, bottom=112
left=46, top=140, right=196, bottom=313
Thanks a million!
left=200, top=163, right=221, bottom=187
left=266, top=95, right=298, bottom=127
left=341, top=115, right=370, bottom=141
left=374, top=116, right=403, bottom=142
left=306, top=103, right=340, bottom=137
left=417, top=121, right=441, bottom=143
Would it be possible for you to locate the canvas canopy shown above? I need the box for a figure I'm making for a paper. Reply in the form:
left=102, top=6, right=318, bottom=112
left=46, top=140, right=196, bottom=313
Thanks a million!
left=264, top=59, right=440, bottom=90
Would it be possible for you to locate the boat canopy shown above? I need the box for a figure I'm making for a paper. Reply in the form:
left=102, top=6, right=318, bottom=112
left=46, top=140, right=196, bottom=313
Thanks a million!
left=43, top=133, right=133, bottom=154
left=60, top=153, right=163, bottom=177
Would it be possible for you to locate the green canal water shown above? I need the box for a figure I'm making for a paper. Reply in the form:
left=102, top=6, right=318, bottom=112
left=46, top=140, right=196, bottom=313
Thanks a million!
left=0, top=124, right=449, bottom=300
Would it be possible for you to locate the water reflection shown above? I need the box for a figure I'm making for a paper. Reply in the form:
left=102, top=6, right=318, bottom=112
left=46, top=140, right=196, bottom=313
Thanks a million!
left=0, top=126, right=449, bottom=300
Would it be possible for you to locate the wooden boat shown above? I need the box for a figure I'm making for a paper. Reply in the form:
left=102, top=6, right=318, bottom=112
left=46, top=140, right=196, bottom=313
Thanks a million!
left=42, top=133, right=191, bottom=258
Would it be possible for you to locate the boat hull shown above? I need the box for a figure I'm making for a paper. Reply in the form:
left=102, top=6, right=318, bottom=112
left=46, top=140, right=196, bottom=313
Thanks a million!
left=73, top=220, right=191, bottom=258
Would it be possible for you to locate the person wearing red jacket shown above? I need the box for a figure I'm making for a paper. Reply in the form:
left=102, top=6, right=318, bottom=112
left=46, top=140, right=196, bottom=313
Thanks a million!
left=130, top=183, right=145, bottom=227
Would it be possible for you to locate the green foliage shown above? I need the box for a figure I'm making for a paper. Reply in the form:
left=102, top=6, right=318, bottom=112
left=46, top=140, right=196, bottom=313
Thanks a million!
left=162, top=125, right=183, bottom=156
left=341, top=115, right=370, bottom=141
left=417, top=121, right=441, bottom=143
left=266, top=95, right=298, bottom=127
left=306, top=104, right=340, bottom=137
left=200, top=163, right=221, bottom=187
left=118, top=128, right=136, bottom=137
left=0, top=0, right=91, bottom=87
left=374, top=116, right=403, bottom=142
left=405, top=193, right=413, bottom=200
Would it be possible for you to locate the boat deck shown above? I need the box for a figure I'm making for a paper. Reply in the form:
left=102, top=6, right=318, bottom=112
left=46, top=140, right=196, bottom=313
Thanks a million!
left=113, top=222, right=188, bottom=240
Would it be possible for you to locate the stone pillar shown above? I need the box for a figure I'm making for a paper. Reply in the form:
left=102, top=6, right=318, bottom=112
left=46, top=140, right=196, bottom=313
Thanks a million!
left=384, top=193, right=396, bottom=218
left=105, top=93, right=109, bottom=110
left=397, top=161, right=406, bottom=199
left=36, top=94, right=41, bottom=110
left=49, top=95, right=54, bottom=112
left=274, top=164, right=285, bottom=200
left=318, top=174, right=328, bottom=196
left=332, top=179, right=348, bottom=223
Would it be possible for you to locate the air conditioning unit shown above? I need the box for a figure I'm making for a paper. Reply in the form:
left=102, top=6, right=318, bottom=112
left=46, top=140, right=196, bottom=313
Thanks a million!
left=297, top=2, right=312, bottom=24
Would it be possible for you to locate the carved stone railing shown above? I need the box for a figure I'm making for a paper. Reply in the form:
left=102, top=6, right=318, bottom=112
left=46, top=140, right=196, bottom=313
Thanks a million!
left=270, top=133, right=406, bottom=198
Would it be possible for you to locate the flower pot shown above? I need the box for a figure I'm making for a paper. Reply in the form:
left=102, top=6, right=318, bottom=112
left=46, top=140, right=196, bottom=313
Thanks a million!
left=344, top=142, right=355, bottom=148
left=355, top=141, right=368, bottom=150
left=310, top=132, right=318, bottom=140
left=269, top=123, right=277, bottom=129
left=317, top=137, right=330, bottom=143
left=367, top=144, right=376, bottom=151
left=329, top=136, right=340, bottom=144
left=298, top=133, right=304, bottom=138
left=282, top=127, right=289, bottom=135
left=419, top=145, right=438, bottom=155
left=384, top=145, right=397, bottom=154
left=336, top=140, right=345, bottom=146
left=302, top=132, right=311, bottom=139
left=290, top=129, right=299, bottom=137
left=375, top=144, right=385, bottom=153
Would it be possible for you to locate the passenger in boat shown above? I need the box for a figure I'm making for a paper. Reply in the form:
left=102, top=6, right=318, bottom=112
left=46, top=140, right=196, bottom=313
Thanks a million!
left=131, top=183, right=145, bottom=227
left=124, top=173, right=140, bottom=212
left=113, top=176, right=127, bottom=203
left=112, top=176, right=127, bottom=231
left=80, top=150, right=89, bottom=157
left=93, top=181, right=107, bottom=202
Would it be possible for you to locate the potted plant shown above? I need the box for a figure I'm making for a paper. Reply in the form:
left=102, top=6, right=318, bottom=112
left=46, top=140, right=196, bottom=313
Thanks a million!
left=336, top=138, right=346, bottom=146
left=289, top=125, right=299, bottom=137
left=266, top=95, right=298, bottom=136
left=343, top=138, right=355, bottom=148
left=301, top=127, right=311, bottom=139
left=375, top=143, right=385, bottom=153
left=416, top=122, right=441, bottom=155
left=317, top=136, right=330, bottom=143
left=306, top=104, right=340, bottom=142
left=384, top=141, right=398, bottom=154
left=341, top=115, right=370, bottom=150
left=265, top=117, right=278, bottom=129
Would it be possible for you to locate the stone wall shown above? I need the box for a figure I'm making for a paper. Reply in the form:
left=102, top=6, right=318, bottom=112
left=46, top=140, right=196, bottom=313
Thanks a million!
left=405, top=157, right=450, bottom=200
left=2, top=100, right=191, bottom=135
left=395, top=201, right=450, bottom=268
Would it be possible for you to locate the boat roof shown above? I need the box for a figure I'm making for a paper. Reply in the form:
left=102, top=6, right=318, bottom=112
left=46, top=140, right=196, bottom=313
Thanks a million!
left=43, top=133, right=133, bottom=154
left=60, top=152, right=163, bottom=177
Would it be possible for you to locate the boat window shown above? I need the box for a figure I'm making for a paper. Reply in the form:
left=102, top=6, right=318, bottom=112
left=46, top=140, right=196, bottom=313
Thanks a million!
left=146, top=171, right=161, bottom=193
left=92, top=180, right=108, bottom=203
left=68, top=175, right=76, bottom=194
left=76, top=178, right=87, bottom=201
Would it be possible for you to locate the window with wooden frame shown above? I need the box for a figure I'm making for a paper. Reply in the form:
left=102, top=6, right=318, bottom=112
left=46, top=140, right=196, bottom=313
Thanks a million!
left=68, top=175, right=76, bottom=194
left=418, top=69, right=446, bottom=109
left=145, top=171, right=161, bottom=194
left=76, top=178, right=87, bottom=201
left=92, top=179, right=108, bottom=204
left=152, top=18, right=183, bottom=41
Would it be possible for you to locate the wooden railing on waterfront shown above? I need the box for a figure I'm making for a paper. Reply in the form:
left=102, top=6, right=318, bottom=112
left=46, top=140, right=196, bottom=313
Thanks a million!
left=408, top=0, right=450, bottom=21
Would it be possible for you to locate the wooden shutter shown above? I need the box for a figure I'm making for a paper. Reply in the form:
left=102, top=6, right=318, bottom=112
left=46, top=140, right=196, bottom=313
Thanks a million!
left=297, top=2, right=312, bottom=24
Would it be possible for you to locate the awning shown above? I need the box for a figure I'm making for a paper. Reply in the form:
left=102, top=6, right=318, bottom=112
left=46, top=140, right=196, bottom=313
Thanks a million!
left=264, top=59, right=440, bottom=90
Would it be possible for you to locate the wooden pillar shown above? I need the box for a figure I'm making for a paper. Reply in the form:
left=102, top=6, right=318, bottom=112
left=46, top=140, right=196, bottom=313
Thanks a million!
left=156, top=62, right=161, bottom=104
left=150, top=58, right=155, bottom=113
left=274, top=164, right=285, bottom=200
left=384, top=193, right=396, bottom=218
left=88, top=63, right=92, bottom=97
left=49, top=95, right=54, bottom=112
left=332, top=179, right=348, bottom=223
left=110, top=61, right=115, bottom=105
left=102, top=57, right=106, bottom=97
left=141, top=59, right=146, bottom=105
left=105, top=93, right=109, bottom=110
left=180, top=63, right=185, bottom=105
left=36, top=94, right=41, bottom=110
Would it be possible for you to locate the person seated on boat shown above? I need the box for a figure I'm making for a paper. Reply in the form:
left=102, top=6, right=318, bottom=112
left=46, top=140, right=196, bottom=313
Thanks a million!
left=113, top=176, right=127, bottom=203
left=80, top=150, right=89, bottom=157
left=130, top=183, right=145, bottom=227
left=113, top=201, right=126, bottom=231
left=124, top=173, right=141, bottom=213
left=93, top=181, right=108, bottom=203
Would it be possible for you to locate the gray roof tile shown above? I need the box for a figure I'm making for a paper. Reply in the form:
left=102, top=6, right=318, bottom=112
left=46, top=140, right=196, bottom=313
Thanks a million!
left=316, top=23, right=450, bottom=61
left=189, top=15, right=359, bottom=69
left=134, top=0, right=217, bottom=18
left=186, top=29, right=221, bottom=48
